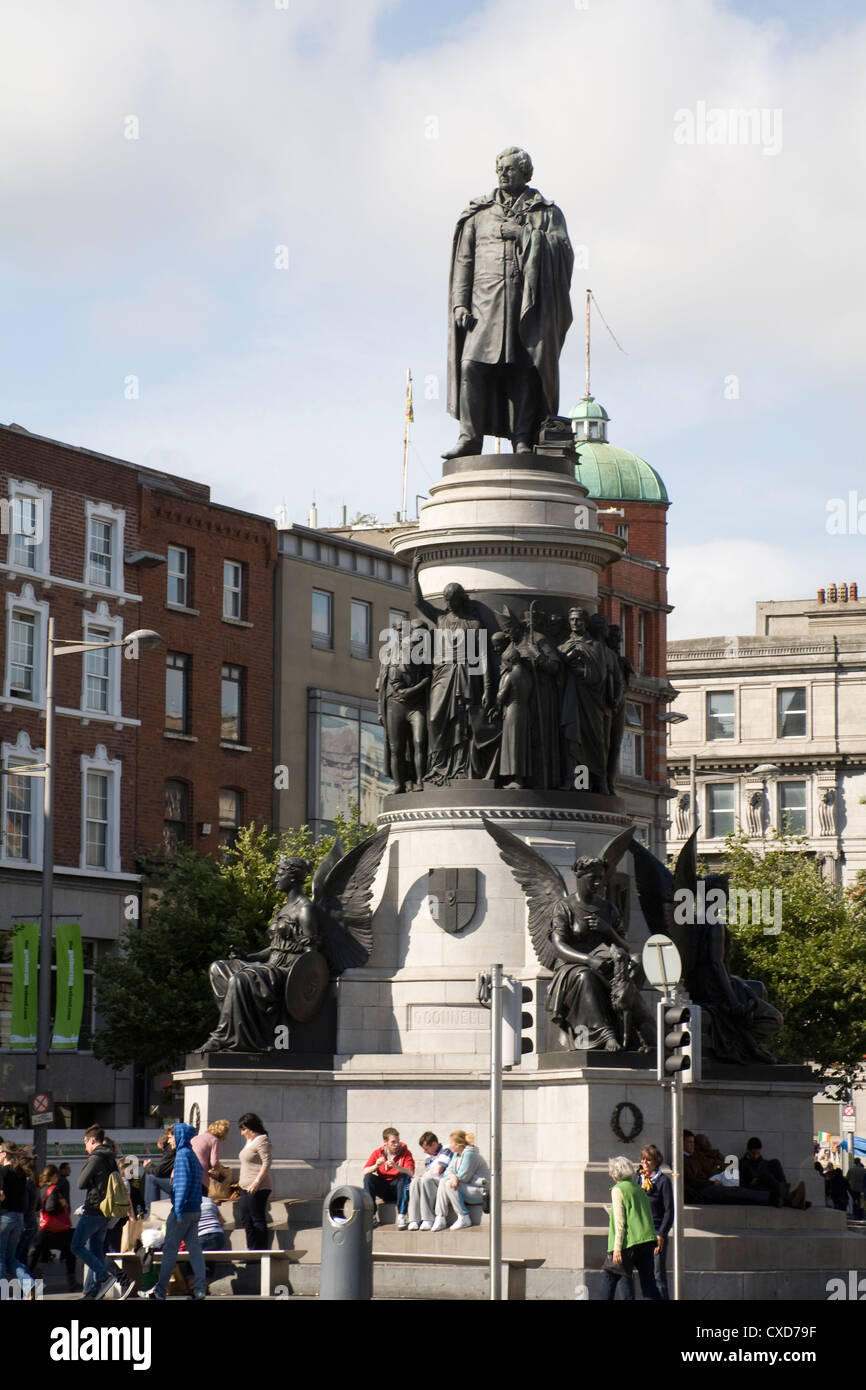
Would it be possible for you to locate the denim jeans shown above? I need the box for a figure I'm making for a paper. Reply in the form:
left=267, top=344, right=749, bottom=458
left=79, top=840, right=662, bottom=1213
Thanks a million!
left=363, top=1172, right=410, bottom=1216
left=144, top=1173, right=172, bottom=1214
left=154, top=1210, right=205, bottom=1298
left=654, top=1239, right=669, bottom=1299
left=71, top=1210, right=112, bottom=1287
left=199, top=1230, right=229, bottom=1281
left=0, top=1211, right=34, bottom=1294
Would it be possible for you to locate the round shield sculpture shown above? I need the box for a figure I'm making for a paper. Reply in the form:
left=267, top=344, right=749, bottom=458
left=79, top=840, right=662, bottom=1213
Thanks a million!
left=284, top=949, right=330, bottom=1022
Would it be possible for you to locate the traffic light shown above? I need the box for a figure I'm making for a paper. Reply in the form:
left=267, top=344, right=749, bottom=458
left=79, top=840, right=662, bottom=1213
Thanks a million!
left=657, top=999, right=701, bottom=1083
left=500, top=978, right=534, bottom=1065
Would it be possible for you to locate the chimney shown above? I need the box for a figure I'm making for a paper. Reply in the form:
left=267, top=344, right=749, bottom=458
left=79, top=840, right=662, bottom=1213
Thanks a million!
left=394, top=511, right=401, bottom=523
left=817, top=588, right=825, bottom=604
left=828, top=583, right=837, bottom=602
left=851, top=581, right=859, bottom=600
left=341, top=504, right=347, bottom=526
left=308, top=503, right=318, bottom=528
left=840, top=582, right=849, bottom=602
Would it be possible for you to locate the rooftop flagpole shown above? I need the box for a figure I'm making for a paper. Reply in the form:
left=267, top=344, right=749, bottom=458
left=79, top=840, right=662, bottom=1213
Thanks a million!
left=401, top=368, right=413, bottom=522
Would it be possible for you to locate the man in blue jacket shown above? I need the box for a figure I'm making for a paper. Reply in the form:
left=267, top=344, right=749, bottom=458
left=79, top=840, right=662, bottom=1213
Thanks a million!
left=139, top=1123, right=206, bottom=1300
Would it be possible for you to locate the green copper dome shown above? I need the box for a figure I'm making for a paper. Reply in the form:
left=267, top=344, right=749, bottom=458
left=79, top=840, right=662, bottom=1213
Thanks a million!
left=575, top=442, right=669, bottom=502
left=568, top=394, right=669, bottom=503
left=569, top=394, right=610, bottom=422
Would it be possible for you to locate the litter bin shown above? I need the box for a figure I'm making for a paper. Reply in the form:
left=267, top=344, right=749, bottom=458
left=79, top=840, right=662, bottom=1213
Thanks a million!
left=319, top=1185, right=374, bottom=1300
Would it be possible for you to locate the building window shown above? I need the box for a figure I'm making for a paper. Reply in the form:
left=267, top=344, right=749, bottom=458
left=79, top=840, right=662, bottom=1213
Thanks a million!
left=80, top=603, right=122, bottom=718
left=5, top=479, right=51, bottom=574
left=312, top=590, right=333, bottom=649
left=778, top=687, right=807, bottom=739
left=350, top=600, right=372, bottom=658
left=80, top=745, right=121, bottom=872
left=85, top=772, right=109, bottom=868
left=707, top=783, right=736, bottom=839
left=778, top=781, right=807, bottom=834
left=615, top=522, right=629, bottom=543
left=165, top=652, right=190, bottom=733
left=219, top=789, right=242, bottom=849
left=167, top=546, right=190, bottom=606
left=8, top=612, right=35, bottom=699
left=706, top=690, right=735, bottom=740
left=636, top=611, right=646, bottom=675
left=1, top=732, right=44, bottom=866
left=223, top=560, right=243, bottom=620
left=221, top=664, right=243, bottom=743
left=84, top=501, right=125, bottom=592
left=163, top=780, right=189, bottom=854
left=83, top=626, right=111, bottom=713
left=620, top=702, right=645, bottom=777
left=4, top=585, right=48, bottom=705
left=310, top=694, right=388, bottom=832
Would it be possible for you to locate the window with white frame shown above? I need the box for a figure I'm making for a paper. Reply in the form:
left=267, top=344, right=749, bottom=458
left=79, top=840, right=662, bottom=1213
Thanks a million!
left=706, top=690, right=735, bottom=740
left=167, top=546, right=190, bottom=607
left=777, top=687, right=807, bottom=739
left=1, top=731, right=44, bottom=866
left=778, top=780, right=807, bottom=834
left=636, top=611, right=646, bottom=675
left=84, top=501, right=125, bottom=592
left=80, top=745, right=121, bottom=872
left=5, top=479, right=51, bottom=575
left=218, top=788, right=242, bottom=849
left=707, top=783, right=736, bottom=839
left=223, top=560, right=243, bottom=620
left=4, top=584, right=48, bottom=705
left=81, top=602, right=122, bottom=718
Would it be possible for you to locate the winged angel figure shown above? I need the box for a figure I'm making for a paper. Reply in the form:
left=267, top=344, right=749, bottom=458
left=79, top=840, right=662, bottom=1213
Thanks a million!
left=485, top=819, right=656, bottom=1052
left=199, top=829, right=389, bottom=1053
left=630, top=831, right=781, bottom=1064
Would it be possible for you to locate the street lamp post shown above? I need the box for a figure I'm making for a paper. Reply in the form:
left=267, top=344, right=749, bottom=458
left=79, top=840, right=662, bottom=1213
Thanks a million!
left=31, top=624, right=163, bottom=1174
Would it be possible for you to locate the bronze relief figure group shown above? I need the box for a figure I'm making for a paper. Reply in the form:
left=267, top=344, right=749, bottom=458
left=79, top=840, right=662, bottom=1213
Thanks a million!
left=378, top=563, right=634, bottom=797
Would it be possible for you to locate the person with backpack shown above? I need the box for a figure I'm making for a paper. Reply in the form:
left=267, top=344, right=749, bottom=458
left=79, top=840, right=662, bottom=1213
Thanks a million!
left=71, top=1124, right=134, bottom=1300
left=139, top=1122, right=207, bottom=1301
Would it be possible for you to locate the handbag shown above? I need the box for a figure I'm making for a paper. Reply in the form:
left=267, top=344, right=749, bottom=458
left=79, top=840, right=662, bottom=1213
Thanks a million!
left=207, top=1164, right=237, bottom=1202
left=602, top=1248, right=635, bottom=1276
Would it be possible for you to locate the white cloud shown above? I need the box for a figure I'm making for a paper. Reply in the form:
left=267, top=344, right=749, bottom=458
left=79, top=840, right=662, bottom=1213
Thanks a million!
left=667, top=538, right=818, bottom=638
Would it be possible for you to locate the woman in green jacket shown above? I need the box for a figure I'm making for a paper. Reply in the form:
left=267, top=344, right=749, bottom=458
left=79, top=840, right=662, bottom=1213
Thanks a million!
left=601, top=1156, right=662, bottom=1300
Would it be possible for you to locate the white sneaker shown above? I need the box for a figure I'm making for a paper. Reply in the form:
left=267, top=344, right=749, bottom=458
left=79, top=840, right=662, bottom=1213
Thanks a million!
left=396, top=1213, right=408, bottom=1229
left=419, top=1221, right=432, bottom=1231
left=430, top=1217, right=447, bottom=1232
left=450, top=1214, right=472, bottom=1231
left=407, top=1221, right=419, bottom=1231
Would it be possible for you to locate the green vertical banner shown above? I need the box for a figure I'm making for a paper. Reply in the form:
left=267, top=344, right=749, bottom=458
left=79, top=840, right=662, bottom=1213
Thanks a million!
left=11, top=922, right=39, bottom=1050
left=52, top=923, right=84, bottom=1050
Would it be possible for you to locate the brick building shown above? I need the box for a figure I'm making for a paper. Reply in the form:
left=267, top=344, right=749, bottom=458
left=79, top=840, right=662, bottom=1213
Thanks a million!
left=0, top=422, right=274, bottom=1128
left=569, top=392, right=674, bottom=854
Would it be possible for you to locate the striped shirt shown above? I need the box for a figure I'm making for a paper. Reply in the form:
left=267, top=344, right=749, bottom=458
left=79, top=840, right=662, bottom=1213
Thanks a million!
left=198, top=1197, right=223, bottom=1238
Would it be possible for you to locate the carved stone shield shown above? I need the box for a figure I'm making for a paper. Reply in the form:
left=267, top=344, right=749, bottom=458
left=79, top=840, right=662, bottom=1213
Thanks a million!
left=284, top=949, right=330, bottom=1022
left=427, top=867, right=478, bottom=934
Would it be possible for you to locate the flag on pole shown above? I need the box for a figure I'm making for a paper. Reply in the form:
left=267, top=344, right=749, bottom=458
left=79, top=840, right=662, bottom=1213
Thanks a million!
left=405, top=369, right=414, bottom=424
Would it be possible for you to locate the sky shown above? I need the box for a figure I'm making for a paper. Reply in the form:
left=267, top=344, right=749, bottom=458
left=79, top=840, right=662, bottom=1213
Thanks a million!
left=1, top=0, right=864, bottom=639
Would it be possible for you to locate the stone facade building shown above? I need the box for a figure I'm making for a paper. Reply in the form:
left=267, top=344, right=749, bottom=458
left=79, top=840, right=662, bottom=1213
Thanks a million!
left=666, top=583, right=866, bottom=882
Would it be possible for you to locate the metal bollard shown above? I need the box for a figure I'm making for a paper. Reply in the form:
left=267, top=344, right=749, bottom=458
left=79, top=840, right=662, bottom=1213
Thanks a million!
left=319, top=1185, right=374, bottom=1300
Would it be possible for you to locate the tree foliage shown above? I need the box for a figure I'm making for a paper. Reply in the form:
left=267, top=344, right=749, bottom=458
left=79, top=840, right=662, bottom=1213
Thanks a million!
left=93, top=807, right=373, bottom=1074
left=719, top=831, right=866, bottom=1075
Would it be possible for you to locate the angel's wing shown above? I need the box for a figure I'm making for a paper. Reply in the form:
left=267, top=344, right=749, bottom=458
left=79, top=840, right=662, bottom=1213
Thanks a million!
left=673, top=830, right=698, bottom=897
left=313, top=828, right=390, bottom=975
left=598, top=825, right=634, bottom=890
left=482, top=816, right=568, bottom=971
left=629, top=838, right=675, bottom=937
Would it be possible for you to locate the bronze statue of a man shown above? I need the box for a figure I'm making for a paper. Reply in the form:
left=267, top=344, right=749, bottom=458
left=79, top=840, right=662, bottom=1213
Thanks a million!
left=444, top=148, right=574, bottom=459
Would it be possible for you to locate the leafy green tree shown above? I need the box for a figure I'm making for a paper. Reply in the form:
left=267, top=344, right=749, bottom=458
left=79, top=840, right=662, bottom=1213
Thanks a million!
left=93, top=806, right=374, bottom=1074
left=719, top=831, right=866, bottom=1074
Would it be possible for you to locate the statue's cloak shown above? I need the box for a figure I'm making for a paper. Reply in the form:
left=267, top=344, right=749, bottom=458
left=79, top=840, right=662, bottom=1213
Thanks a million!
left=446, top=187, right=574, bottom=437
